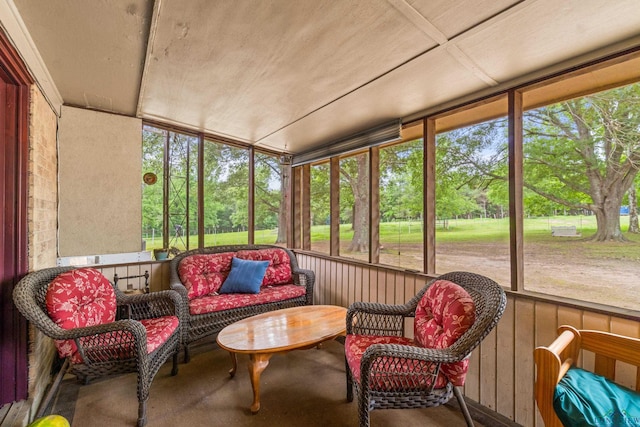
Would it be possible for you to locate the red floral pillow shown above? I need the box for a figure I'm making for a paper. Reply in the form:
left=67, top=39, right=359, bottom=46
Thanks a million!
left=236, top=248, right=292, bottom=287
left=46, top=268, right=117, bottom=329
left=46, top=268, right=117, bottom=361
left=414, top=279, right=476, bottom=386
left=178, top=252, right=235, bottom=299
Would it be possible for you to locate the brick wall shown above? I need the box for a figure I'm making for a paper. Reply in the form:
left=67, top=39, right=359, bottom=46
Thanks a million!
left=28, top=85, right=58, bottom=271
left=26, top=85, right=58, bottom=416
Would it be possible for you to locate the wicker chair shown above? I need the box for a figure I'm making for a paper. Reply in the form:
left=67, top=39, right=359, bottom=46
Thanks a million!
left=13, top=267, right=184, bottom=427
left=345, top=271, right=507, bottom=427
left=169, top=244, right=315, bottom=362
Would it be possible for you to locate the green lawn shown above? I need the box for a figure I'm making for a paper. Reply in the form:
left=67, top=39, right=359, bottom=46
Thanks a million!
left=143, top=215, right=640, bottom=260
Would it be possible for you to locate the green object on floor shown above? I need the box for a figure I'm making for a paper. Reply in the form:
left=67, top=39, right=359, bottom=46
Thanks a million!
left=27, top=415, right=70, bottom=427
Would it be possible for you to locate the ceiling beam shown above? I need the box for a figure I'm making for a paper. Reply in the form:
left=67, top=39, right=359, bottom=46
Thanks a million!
left=386, top=0, right=448, bottom=45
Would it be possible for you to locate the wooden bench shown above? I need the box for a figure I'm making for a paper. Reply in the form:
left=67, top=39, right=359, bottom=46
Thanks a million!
left=551, top=225, right=581, bottom=237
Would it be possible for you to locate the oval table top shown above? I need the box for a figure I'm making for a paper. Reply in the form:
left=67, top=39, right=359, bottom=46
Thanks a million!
left=216, top=305, right=347, bottom=353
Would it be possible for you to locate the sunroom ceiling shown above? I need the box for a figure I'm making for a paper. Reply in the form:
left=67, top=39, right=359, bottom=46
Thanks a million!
left=10, top=0, right=640, bottom=154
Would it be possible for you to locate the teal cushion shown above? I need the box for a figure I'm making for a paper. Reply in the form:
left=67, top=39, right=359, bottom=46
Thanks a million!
left=219, top=257, right=269, bottom=294
left=554, top=367, right=640, bottom=427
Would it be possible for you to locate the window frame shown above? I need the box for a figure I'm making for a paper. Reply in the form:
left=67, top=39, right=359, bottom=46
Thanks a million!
left=142, top=121, right=290, bottom=250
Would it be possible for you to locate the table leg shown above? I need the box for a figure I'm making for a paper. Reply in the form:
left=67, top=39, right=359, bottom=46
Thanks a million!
left=248, top=353, right=272, bottom=414
left=227, top=351, right=238, bottom=377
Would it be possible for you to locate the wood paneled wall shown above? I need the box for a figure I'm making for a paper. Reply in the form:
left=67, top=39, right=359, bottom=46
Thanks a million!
left=104, top=254, right=639, bottom=426
left=295, top=252, right=640, bottom=427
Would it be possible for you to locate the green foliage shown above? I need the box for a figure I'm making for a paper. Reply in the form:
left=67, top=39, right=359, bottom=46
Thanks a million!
left=380, top=140, right=423, bottom=221
left=310, top=163, right=330, bottom=226
left=142, top=126, right=286, bottom=248
left=436, top=119, right=508, bottom=219
left=522, top=83, right=640, bottom=239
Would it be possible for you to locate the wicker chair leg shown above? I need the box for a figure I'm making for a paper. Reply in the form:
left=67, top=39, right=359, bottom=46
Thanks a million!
left=358, top=392, right=370, bottom=427
left=453, top=386, right=474, bottom=427
left=171, top=352, right=179, bottom=376
left=346, top=359, right=353, bottom=402
left=137, top=398, right=147, bottom=427
left=184, top=346, right=191, bottom=363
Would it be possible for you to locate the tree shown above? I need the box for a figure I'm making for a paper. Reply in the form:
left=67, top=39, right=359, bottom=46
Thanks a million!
left=340, top=153, right=369, bottom=252
left=436, top=123, right=507, bottom=223
left=254, top=153, right=287, bottom=243
left=379, top=140, right=423, bottom=222
left=310, top=163, right=330, bottom=226
left=524, top=83, right=640, bottom=241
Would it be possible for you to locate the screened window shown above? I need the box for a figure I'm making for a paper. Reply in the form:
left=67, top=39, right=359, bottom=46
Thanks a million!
left=254, top=152, right=286, bottom=246
left=379, top=137, right=424, bottom=269
left=203, top=140, right=249, bottom=246
left=142, top=125, right=199, bottom=251
left=522, top=82, right=640, bottom=309
left=142, top=126, right=165, bottom=250
left=310, top=162, right=330, bottom=254
left=339, top=152, right=370, bottom=262
left=434, top=102, right=510, bottom=286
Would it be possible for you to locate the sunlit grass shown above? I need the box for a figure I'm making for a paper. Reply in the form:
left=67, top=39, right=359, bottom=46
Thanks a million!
left=143, top=215, right=640, bottom=260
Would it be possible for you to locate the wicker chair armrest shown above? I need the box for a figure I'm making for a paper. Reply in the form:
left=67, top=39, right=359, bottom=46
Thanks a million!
left=47, top=318, right=145, bottom=341
left=117, top=289, right=184, bottom=321
left=362, top=343, right=465, bottom=366
left=346, top=302, right=413, bottom=335
left=169, top=280, right=189, bottom=302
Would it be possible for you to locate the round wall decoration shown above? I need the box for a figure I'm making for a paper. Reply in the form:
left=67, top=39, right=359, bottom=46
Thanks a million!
left=143, top=172, right=157, bottom=185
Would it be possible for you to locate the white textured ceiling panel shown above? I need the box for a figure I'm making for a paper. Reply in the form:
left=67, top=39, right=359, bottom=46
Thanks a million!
left=456, top=0, right=640, bottom=83
left=138, top=0, right=437, bottom=142
left=407, top=0, right=521, bottom=40
left=13, top=0, right=152, bottom=115
left=7, top=0, right=640, bottom=154
left=258, top=46, right=488, bottom=153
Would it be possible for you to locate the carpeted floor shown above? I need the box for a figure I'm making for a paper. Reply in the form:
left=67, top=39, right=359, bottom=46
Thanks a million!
left=51, top=339, right=486, bottom=426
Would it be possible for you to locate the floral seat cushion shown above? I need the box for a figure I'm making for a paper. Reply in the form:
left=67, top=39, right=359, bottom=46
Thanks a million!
left=46, top=267, right=179, bottom=363
left=345, top=334, right=447, bottom=389
left=345, top=279, right=476, bottom=390
left=188, top=284, right=306, bottom=315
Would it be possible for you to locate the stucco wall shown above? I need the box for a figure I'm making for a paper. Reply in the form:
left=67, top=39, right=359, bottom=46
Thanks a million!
left=58, top=106, right=142, bottom=256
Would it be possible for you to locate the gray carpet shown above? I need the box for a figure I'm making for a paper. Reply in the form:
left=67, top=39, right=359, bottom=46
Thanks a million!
left=53, top=339, right=484, bottom=426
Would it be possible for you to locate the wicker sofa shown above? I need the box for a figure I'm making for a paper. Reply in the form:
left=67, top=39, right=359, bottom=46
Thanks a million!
left=169, top=244, right=315, bottom=361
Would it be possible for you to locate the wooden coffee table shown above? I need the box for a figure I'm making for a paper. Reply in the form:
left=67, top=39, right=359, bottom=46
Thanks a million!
left=216, top=305, right=347, bottom=413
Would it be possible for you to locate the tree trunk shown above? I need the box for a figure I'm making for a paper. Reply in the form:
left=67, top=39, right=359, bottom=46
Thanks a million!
left=592, top=193, right=626, bottom=241
left=629, top=185, right=639, bottom=233
left=348, top=155, right=369, bottom=252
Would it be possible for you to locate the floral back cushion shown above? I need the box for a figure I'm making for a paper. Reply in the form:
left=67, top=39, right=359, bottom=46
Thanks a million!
left=413, top=279, right=476, bottom=386
left=45, top=268, right=117, bottom=360
left=46, top=268, right=117, bottom=329
left=178, top=252, right=235, bottom=299
left=236, top=248, right=292, bottom=287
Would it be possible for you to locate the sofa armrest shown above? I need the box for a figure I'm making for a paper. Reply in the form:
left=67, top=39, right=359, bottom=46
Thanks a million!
left=292, top=266, right=315, bottom=305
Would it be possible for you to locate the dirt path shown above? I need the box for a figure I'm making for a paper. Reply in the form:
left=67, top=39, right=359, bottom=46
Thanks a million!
left=327, top=241, right=640, bottom=310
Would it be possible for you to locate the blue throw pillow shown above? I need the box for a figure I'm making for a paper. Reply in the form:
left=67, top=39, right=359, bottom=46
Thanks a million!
left=219, top=257, right=269, bottom=294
